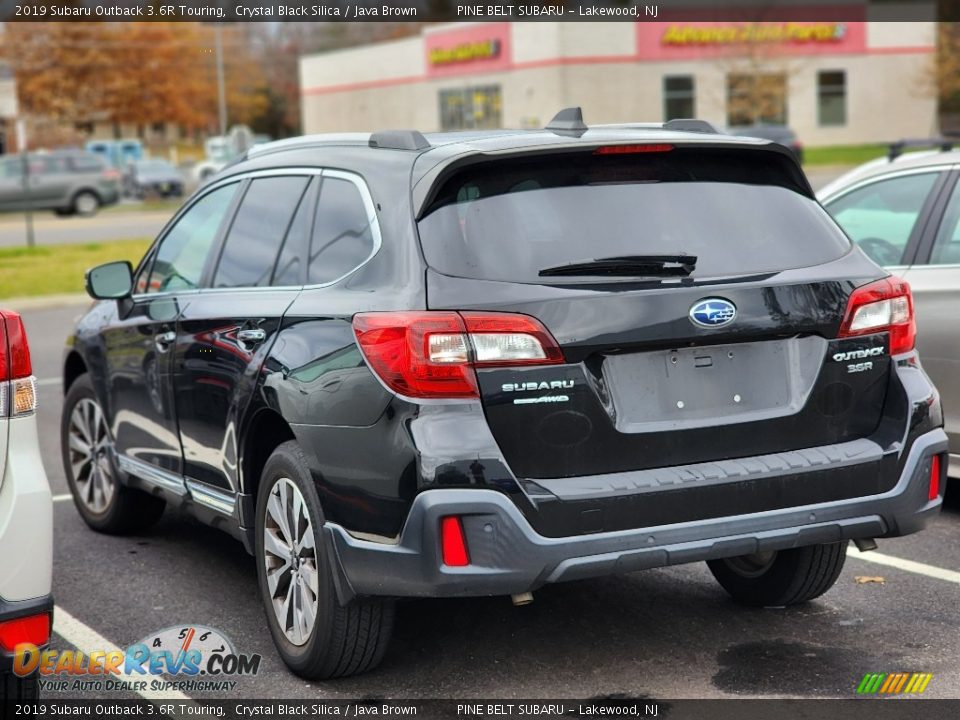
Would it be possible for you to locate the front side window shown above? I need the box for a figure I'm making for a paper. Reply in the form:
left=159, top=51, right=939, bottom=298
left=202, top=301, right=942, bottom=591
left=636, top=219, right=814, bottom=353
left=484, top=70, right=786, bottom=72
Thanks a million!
left=307, top=176, right=377, bottom=285
left=663, top=76, right=695, bottom=121
left=148, top=183, right=238, bottom=293
left=818, top=70, right=846, bottom=127
left=825, top=172, right=939, bottom=267
left=213, top=175, right=311, bottom=288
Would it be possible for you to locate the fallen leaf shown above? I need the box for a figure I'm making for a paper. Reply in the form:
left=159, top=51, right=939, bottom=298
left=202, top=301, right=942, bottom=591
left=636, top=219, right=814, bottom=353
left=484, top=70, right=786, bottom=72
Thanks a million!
left=854, top=576, right=885, bottom=584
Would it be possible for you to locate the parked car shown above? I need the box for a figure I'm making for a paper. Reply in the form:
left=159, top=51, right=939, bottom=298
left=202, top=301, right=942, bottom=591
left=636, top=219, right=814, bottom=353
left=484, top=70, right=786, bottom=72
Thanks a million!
left=819, top=139, right=960, bottom=481
left=0, top=150, right=121, bottom=216
left=729, top=124, right=804, bottom=164
left=124, top=159, right=184, bottom=199
left=0, top=310, right=53, bottom=700
left=62, top=111, right=947, bottom=680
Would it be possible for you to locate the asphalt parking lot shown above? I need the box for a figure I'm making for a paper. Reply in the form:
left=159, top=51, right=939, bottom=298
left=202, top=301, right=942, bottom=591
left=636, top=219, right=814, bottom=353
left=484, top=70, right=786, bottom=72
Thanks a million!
left=13, top=302, right=960, bottom=702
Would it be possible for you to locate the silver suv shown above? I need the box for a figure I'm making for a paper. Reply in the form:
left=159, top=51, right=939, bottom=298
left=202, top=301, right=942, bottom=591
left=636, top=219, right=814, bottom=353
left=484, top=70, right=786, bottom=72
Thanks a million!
left=0, top=150, right=121, bottom=216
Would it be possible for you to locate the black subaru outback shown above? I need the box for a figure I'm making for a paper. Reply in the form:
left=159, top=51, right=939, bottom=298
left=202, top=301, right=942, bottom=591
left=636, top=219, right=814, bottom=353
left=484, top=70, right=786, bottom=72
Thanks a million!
left=62, top=110, right=947, bottom=679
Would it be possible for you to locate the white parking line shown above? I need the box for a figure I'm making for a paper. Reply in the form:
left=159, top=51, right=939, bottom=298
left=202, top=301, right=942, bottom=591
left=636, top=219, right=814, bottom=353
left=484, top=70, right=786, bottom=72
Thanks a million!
left=52, top=493, right=72, bottom=503
left=36, top=377, right=62, bottom=387
left=848, top=547, right=960, bottom=585
left=53, top=605, right=191, bottom=702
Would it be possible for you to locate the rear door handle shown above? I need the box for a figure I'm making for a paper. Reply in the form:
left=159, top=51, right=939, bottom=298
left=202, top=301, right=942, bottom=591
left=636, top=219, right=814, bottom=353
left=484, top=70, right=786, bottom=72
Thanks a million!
left=155, top=330, right=176, bottom=351
left=237, top=328, right=266, bottom=345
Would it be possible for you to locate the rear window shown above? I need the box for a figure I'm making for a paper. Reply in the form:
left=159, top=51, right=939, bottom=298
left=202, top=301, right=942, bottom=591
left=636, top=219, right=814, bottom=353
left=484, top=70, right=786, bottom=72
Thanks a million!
left=417, top=148, right=850, bottom=283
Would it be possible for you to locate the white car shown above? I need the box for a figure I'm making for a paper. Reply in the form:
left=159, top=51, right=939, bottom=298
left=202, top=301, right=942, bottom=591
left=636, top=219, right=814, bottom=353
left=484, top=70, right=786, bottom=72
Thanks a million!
left=0, top=310, right=52, bottom=700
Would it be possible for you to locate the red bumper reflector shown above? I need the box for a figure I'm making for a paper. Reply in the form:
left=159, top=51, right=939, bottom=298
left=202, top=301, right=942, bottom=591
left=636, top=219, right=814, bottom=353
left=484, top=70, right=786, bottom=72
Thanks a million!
left=929, top=455, right=941, bottom=502
left=440, top=516, right=470, bottom=567
left=0, top=613, right=50, bottom=652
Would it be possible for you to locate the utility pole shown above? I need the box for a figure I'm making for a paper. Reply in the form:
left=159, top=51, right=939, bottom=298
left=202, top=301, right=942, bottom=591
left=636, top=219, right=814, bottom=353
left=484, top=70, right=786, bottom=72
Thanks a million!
left=215, top=25, right=227, bottom=137
left=16, top=118, right=34, bottom=248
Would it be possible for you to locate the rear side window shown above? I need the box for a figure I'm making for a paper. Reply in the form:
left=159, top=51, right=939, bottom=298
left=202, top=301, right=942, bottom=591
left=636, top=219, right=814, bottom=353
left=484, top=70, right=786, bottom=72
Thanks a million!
left=69, top=154, right=107, bottom=172
left=417, top=148, right=849, bottom=283
left=149, top=183, right=238, bottom=293
left=214, top=175, right=310, bottom=288
left=307, top=175, right=377, bottom=285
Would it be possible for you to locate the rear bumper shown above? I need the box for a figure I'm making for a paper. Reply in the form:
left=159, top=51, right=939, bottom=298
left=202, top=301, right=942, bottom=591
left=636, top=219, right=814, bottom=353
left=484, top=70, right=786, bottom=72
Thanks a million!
left=326, top=427, right=947, bottom=600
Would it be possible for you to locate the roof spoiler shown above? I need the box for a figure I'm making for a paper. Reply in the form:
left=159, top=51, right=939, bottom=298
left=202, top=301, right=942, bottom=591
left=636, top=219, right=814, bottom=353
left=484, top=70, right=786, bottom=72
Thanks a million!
left=888, top=137, right=956, bottom=160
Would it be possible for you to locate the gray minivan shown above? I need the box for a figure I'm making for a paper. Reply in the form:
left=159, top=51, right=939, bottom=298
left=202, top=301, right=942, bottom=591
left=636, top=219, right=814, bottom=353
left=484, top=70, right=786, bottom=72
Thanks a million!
left=0, top=150, right=121, bottom=216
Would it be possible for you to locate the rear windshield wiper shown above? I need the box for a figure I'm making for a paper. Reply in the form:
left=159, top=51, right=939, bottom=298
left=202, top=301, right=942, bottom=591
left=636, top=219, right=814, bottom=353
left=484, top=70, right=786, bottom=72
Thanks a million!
left=538, top=254, right=697, bottom=278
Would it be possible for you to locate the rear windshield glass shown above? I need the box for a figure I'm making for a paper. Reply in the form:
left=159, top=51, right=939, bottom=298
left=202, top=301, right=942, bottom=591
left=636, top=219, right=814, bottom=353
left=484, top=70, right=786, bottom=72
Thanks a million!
left=417, top=148, right=850, bottom=283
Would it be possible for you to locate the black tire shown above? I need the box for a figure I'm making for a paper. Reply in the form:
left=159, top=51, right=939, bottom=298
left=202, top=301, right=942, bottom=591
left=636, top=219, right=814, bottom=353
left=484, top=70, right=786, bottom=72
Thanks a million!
left=255, top=440, right=394, bottom=679
left=61, top=373, right=166, bottom=534
left=71, top=190, right=100, bottom=216
left=707, top=542, right=847, bottom=607
left=0, top=671, right=39, bottom=701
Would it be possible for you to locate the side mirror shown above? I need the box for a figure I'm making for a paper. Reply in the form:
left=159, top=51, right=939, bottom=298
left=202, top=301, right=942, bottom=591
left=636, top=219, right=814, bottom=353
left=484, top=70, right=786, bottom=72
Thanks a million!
left=86, top=261, right=133, bottom=300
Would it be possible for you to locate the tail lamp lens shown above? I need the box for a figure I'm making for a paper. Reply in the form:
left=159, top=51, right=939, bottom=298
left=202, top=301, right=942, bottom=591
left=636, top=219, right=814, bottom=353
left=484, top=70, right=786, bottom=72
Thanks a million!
left=0, top=310, right=36, bottom=417
left=440, top=516, right=470, bottom=567
left=353, top=311, right=564, bottom=399
left=0, top=613, right=50, bottom=652
left=838, top=277, right=916, bottom=354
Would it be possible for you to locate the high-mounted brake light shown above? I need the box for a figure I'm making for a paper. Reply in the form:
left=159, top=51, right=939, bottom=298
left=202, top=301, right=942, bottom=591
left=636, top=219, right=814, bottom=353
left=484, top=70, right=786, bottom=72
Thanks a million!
left=440, top=516, right=470, bottom=567
left=352, top=311, right=564, bottom=399
left=838, top=277, right=916, bottom=355
left=0, top=612, right=50, bottom=652
left=593, top=144, right=674, bottom=155
left=0, top=310, right=36, bottom=417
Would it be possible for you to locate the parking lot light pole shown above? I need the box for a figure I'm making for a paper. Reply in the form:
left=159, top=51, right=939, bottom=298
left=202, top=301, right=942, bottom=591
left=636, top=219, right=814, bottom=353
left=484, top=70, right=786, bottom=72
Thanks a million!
left=16, top=118, right=34, bottom=248
left=215, top=25, right=227, bottom=137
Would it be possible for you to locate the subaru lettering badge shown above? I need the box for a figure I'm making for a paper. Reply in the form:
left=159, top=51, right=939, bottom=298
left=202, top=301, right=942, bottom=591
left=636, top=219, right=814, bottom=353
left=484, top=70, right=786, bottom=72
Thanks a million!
left=689, top=298, right=737, bottom=328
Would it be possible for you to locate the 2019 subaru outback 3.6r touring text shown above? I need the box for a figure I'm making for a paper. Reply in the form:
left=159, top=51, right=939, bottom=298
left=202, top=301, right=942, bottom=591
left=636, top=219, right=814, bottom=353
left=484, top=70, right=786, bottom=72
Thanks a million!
left=1, top=311, right=53, bottom=699
left=61, top=110, right=947, bottom=680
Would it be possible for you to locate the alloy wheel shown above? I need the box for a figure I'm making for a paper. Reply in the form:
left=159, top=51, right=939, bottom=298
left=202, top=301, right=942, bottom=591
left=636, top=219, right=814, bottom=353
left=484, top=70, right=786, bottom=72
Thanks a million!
left=67, top=398, right=116, bottom=514
left=723, top=551, right=778, bottom=579
left=263, top=478, right=320, bottom=647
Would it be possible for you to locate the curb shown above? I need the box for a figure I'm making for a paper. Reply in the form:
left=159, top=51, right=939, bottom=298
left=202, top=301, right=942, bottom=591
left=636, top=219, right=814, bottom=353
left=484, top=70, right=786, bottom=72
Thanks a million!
left=3, top=293, right=90, bottom=312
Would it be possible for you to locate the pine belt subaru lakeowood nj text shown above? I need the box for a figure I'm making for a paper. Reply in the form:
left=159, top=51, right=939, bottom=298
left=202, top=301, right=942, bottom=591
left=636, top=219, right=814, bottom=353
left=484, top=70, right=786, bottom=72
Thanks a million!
left=61, top=110, right=947, bottom=679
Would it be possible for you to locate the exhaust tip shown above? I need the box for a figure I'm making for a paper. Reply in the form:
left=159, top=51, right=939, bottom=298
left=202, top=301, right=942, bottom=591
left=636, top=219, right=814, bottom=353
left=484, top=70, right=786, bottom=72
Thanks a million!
left=853, top=538, right=878, bottom=552
left=511, top=592, right=534, bottom=606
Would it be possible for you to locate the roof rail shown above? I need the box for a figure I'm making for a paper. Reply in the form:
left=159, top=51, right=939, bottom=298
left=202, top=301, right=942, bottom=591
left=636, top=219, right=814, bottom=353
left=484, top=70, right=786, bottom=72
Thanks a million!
left=663, top=119, right=722, bottom=134
left=545, top=107, right=588, bottom=137
left=369, top=130, right=430, bottom=151
left=888, top=138, right=956, bottom=160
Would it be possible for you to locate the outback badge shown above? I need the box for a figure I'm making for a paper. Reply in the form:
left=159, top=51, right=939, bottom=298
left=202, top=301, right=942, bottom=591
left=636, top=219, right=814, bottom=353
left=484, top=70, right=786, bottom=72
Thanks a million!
left=689, top=298, right=737, bottom=328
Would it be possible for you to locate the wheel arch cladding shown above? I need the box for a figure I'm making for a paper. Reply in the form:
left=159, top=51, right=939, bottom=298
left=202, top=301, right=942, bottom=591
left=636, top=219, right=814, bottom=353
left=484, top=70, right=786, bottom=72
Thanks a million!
left=241, top=408, right=296, bottom=498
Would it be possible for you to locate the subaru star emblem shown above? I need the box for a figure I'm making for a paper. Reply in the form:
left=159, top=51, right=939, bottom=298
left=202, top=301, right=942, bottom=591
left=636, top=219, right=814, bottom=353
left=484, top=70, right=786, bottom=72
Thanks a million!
left=689, top=298, right=737, bottom=328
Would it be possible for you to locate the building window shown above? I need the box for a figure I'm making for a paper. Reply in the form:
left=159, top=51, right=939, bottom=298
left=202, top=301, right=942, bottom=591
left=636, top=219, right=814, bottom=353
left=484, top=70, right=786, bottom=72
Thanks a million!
left=439, top=86, right=502, bottom=131
left=818, top=70, right=847, bottom=126
left=663, top=76, right=695, bottom=121
left=726, top=73, right=787, bottom=127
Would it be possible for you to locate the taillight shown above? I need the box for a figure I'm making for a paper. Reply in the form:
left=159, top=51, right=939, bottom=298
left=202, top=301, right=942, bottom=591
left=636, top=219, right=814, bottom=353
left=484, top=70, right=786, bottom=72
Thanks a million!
left=0, top=310, right=37, bottom=417
left=593, top=144, right=674, bottom=155
left=102, top=168, right=121, bottom=182
left=838, top=277, right=916, bottom=355
left=0, top=612, right=50, bottom=652
left=929, top=455, right=942, bottom=502
left=352, top=311, right=564, bottom=399
left=440, top=516, right=470, bottom=567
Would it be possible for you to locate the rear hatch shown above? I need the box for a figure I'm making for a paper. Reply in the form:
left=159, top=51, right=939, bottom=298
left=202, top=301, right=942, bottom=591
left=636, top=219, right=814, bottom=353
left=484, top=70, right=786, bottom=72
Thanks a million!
left=417, top=144, right=891, bottom=479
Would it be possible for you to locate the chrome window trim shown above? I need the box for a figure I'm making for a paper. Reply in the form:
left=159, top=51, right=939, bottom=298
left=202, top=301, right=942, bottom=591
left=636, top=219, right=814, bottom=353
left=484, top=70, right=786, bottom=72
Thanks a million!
left=129, top=166, right=382, bottom=300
